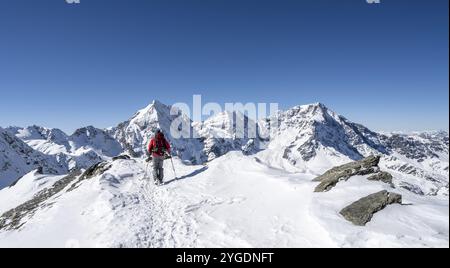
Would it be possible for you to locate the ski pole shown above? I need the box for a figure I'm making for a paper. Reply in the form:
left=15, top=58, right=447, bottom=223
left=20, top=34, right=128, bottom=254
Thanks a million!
left=168, top=142, right=177, bottom=179
left=170, top=157, right=177, bottom=179
left=144, top=155, right=153, bottom=180
left=144, top=160, right=150, bottom=180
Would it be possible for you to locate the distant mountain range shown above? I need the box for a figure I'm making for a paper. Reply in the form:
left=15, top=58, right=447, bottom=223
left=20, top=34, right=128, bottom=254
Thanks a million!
left=1, top=101, right=448, bottom=196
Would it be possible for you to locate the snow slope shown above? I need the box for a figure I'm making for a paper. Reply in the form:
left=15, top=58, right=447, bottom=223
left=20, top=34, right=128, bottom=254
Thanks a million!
left=0, top=101, right=448, bottom=247
left=257, top=103, right=449, bottom=195
left=0, top=152, right=447, bottom=248
left=0, top=170, right=66, bottom=215
left=6, top=101, right=446, bottom=196
left=0, top=127, right=66, bottom=189
left=5, top=125, right=123, bottom=177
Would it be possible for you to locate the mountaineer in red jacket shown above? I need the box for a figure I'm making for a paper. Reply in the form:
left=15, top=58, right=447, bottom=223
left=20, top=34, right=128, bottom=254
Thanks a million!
left=147, top=129, right=171, bottom=185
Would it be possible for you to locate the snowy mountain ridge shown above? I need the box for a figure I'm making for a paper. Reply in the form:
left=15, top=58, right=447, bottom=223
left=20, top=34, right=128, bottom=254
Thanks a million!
left=109, top=100, right=205, bottom=163
left=3, top=125, right=123, bottom=181
left=253, top=103, right=448, bottom=196
left=0, top=127, right=67, bottom=189
left=0, top=101, right=448, bottom=248
left=1, top=101, right=448, bottom=195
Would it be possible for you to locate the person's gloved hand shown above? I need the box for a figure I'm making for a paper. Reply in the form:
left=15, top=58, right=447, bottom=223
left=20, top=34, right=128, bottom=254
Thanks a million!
left=146, top=157, right=152, bottom=162
left=164, top=153, right=172, bottom=160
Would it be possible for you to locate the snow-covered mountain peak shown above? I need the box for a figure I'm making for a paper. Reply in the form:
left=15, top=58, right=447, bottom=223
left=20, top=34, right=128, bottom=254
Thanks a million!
left=0, top=128, right=66, bottom=189
left=5, top=125, right=71, bottom=155
left=3, top=101, right=447, bottom=198
left=280, top=102, right=343, bottom=126
left=259, top=102, right=391, bottom=171
left=71, top=126, right=106, bottom=140
left=0, top=101, right=448, bottom=247
left=110, top=101, right=204, bottom=162
left=126, top=100, right=187, bottom=134
left=69, top=126, right=122, bottom=157
left=9, top=125, right=46, bottom=140
left=131, top=99, right=175, bottom=119
left=8, top=125, right=69, bottom=144
left=203, top=110, right=253, bottom=132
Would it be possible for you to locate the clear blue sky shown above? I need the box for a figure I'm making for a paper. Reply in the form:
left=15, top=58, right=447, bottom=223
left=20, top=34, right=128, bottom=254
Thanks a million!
left=0, top=0, right=448, bottom=133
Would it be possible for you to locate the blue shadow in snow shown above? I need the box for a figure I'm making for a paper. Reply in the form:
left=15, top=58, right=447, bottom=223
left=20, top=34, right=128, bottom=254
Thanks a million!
left=164, top=166, right=209, bottom=185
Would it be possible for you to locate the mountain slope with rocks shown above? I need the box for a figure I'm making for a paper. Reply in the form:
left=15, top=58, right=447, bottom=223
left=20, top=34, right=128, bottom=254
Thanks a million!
left=0, top=127, right=67, bottom=189
left=0, top=152, right=447, bottom=248
left=256, top=103, right=448, bottom=196
left=6, top=101, right=446, bottom=195
left=5, top=125, right=123, bottom=175
left=0, top=101, right=448, bottom=247
left=194, top=110, right=260, bottom=161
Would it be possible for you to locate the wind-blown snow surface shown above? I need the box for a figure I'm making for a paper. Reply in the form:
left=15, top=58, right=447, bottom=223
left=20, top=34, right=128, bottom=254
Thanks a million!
left=0, top=152, right=447, bottom=248
left=0, top=171, right=66, bottom=215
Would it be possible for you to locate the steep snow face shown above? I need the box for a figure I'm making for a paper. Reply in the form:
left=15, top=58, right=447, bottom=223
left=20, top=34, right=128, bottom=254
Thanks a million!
left=8, top=126, right=123, bottom=174
left=0, top=128, right=67, bottom=189
left=14, top=126, right=69, bottom=143
left=256, top=103, right=448, bottom=194
left=69, top=126, right=122, bottom=157
left=7, top=125, right=70, bottom=155
left=110, top=100, right=205, bottom=163
left=195, top=111, right=260, bottom=161
left=0, top=153, right=447, bottom=248
left=107, top=100, right=448, bottom=181
left=380, top=132, right=448, bottom=161
left=378, top=132, right=449, bottom=196
left=5, top=101, right=447, bottom=196
left=258, top=103, right=384, bottom=173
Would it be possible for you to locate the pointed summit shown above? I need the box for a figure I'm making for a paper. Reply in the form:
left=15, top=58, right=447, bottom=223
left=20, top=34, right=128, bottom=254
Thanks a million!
left=110, top=101, right=204, bottom=162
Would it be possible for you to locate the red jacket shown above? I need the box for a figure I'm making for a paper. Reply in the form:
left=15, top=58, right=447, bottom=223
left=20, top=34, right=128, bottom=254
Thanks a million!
left=148, top=134, right=171, bottom=157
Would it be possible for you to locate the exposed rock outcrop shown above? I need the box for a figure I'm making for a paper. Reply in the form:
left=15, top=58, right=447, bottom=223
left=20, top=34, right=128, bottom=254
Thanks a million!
left=67, top=161, right=111, bottom=192
left=339, top=190, right=402, bottom=226
left=399, top=182, right=425, bottom=195
left=0, top=170, right=82, bottom=231
left=367, top=171, right=394, bottom=187
left=0, top=127, right=67, bottom=189
left=0, top=160, right=113, bottom=231
left=112, top=154, right=131, bottom=161
left=313, top=155, right=381, bottom=192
